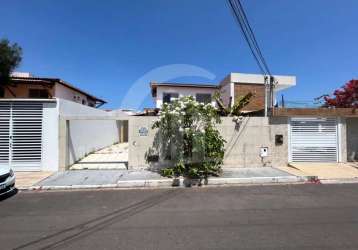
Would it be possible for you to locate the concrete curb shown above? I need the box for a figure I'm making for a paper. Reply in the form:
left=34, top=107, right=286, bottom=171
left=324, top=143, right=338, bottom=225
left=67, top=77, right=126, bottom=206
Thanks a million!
left=319, top=178, right=358, bottom=184
left=20, top=175, right=309, bottom=191
left=207, top=176, right=308, bottom=185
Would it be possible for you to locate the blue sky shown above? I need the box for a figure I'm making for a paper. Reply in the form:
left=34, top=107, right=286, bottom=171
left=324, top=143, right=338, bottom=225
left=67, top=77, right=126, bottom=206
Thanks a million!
left=1, top=0, right=357, bottom=109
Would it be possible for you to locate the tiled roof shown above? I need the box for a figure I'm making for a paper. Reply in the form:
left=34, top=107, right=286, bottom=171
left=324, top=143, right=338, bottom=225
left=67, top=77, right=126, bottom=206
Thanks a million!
left=10, top=76, right=106, bottom=104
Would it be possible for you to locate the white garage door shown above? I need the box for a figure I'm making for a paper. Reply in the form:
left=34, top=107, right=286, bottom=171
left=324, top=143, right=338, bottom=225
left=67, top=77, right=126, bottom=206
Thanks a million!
left=0, top=102, right=43, bottom=171
left=289, top=117, right=338, bottom=162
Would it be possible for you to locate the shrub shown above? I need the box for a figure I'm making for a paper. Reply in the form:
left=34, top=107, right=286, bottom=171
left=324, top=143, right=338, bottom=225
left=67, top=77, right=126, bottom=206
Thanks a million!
left=152, top=96, right=225, bottom=179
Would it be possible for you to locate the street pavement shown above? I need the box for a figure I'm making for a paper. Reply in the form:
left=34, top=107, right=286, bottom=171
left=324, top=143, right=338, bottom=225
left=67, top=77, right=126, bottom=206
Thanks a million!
left=1, top=184, right=358, bottom=249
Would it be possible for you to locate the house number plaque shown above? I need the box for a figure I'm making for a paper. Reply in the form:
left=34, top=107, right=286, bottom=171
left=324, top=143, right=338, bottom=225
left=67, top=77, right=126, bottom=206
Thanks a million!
left=138, top=127, right=148, bottom=136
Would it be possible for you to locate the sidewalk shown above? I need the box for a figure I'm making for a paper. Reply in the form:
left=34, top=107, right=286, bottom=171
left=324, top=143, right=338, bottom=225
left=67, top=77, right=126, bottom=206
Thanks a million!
left=15, top=171, right=54, bottom=189
left=278, top=163, right=358, bottom=184
left=19, top=167, right=309, bottom=190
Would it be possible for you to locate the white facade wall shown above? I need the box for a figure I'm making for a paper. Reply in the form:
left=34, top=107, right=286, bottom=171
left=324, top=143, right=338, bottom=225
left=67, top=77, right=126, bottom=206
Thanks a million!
left=58, top=99, right=120, bottom=166
left=39, top=99, right=122, bottom=171
left=155, top=86, right=217, bottom=108
left=229, top=73, right=296, bottom=92
left=219, top=80, right=233, bottom=107
left=54, top=83, right=96, bottom=107
left=59, top=98, right=110, bottom=117
left=41, top=101, right=60, bottom=171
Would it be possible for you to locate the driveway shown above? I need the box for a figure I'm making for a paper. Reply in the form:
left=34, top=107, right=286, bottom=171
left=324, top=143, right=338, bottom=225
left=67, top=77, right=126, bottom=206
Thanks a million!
left=1, top=184, right=358, bottom=249
left=70, top=143, right=128, bottom=170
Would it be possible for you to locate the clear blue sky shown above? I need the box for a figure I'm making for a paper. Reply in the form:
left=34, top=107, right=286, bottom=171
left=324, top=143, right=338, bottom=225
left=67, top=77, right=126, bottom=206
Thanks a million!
left=1, top=0, right=357, bottom=109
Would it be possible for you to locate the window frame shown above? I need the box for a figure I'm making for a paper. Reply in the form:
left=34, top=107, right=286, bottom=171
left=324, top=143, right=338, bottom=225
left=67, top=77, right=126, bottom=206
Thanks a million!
left=163, top=92, right=179, bottom=104
left=195, top=93, right=212, bottom=104
left=28, top=88, right=49, bottom=98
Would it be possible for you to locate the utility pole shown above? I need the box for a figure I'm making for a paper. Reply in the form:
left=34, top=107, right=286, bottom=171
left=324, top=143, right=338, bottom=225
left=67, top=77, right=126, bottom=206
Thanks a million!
left=265, top=75, right=275, bottom=117
left=264, top=75, right=268, bottom=117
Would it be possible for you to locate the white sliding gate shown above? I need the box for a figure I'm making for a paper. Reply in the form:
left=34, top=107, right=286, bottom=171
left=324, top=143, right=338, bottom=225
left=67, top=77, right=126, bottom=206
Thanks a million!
left=0, top=102, right=43, bottom=171
left=289, top=117, right=339, bottom=162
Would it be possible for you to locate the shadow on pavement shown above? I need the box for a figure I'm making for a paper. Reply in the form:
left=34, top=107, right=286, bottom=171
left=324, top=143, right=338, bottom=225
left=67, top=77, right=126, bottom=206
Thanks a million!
left=0, top=188, right=18, bottom=202
left=13, top=189, right=179, bottom=250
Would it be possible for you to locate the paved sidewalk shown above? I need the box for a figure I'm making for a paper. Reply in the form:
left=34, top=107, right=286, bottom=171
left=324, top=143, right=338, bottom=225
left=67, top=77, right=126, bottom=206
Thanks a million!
left=287, top=163, right=358, bottom=180
left=15, top=171, right=53, bottom=189
left=25, top=167, right=308, bottom=190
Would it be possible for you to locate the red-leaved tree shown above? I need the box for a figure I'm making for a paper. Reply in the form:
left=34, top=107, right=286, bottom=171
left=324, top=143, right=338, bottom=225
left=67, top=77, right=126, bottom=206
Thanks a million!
left=320, top=80, right=358, bottom=108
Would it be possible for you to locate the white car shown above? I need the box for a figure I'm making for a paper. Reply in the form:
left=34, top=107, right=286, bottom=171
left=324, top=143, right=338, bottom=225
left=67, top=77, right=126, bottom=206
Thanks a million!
left=0, top=167, right=15, bottom=195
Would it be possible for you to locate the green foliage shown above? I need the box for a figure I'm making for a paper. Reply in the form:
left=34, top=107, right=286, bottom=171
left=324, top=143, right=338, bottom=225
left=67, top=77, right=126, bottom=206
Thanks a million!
left=152, top=96, right=226, bottom=179
left=160, top=168, right=174, bottom=177
left=160, top=160, right=186, bottom=178
left=0, top=39, right=22, bottom=85
left=213, top=91, right=253, bottom=116
left=231, top=92, right=253, bottom=115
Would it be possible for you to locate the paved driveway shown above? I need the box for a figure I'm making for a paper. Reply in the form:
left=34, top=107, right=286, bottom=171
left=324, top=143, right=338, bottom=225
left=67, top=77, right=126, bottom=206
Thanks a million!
left=70, top=143, right=128, bottom=170
left=1, top=184, right=358, bottom=249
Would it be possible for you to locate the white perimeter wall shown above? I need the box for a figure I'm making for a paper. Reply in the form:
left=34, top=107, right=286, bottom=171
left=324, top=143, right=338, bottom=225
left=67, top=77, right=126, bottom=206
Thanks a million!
left=128, top=116, right=290, bottom=168
left=58, top=99, right=120, bottom=166
left=41, top=101, right=59, bottom=171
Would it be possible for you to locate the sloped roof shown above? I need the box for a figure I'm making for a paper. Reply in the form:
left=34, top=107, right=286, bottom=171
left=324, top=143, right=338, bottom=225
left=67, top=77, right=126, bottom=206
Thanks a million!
left=10, top=76, right=106, bottom=104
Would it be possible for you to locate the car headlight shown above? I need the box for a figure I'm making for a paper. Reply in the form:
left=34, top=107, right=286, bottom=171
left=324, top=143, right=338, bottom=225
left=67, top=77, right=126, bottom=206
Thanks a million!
left=9, top=169, right=14, bottom=177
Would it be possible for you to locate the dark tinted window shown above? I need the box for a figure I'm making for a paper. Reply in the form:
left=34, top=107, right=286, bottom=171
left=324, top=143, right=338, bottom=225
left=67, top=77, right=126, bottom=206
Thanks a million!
left=196, top=93, right=211, bottom=104
left=0, top=87, right=4, bottom=97
left=29, top=89, right=49, bottom=98
left=163, top=93, right=179, bottom=104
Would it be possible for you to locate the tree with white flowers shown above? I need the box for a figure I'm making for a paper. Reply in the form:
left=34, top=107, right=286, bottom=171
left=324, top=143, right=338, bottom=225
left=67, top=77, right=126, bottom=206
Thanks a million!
left=151, top=96, right=225, bottom=179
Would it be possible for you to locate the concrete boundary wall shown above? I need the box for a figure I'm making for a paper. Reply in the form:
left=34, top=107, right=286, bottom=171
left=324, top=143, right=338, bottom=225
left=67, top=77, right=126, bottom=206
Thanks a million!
left=41, top=101, right=59, bottom=171
left=128, top=116, right=290, bottom=169
left=58, top=99, right=122, bottom=169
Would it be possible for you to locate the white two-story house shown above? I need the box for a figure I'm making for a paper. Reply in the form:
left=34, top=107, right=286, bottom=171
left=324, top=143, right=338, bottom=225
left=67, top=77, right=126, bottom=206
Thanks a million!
left=150, top=72, right=296, bottom=112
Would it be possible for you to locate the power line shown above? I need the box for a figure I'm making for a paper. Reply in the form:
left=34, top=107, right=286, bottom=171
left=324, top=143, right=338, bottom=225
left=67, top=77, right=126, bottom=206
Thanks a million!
left=227, top=0, right=271, bottom=76
left=227, top=0, right=266, bottom=75
left=227, top=0, right=275, bottom=116
left=236, top=0, right=271, bottom=76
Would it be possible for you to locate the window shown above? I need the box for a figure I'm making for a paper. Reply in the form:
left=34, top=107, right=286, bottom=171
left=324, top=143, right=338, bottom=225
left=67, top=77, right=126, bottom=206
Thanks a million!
left=0, top=87, right=4, bottom=98
left=196, top=93, right=211, bottom=104
left=29, top=89, right=49, bottom=98
left=163, top=93, right=179, bottom=104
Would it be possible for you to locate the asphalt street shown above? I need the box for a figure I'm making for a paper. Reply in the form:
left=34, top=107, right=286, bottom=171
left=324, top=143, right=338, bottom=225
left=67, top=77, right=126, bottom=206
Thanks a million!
left=1, top=184, right=358, bottom=250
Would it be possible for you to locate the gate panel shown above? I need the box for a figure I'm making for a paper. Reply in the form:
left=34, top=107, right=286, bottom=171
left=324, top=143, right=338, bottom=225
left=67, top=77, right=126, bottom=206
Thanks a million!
left=11, top=102, right=43, bottom=170
left=0, top=103, right=10, bottom=167
left=290, top=117, right=338, bottom=162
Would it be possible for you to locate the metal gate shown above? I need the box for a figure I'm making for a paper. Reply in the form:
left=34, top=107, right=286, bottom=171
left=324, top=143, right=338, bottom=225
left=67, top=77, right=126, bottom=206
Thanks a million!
left=289, top=117, right=338, bottom=162
left=0, top=102, right=43, bottom=171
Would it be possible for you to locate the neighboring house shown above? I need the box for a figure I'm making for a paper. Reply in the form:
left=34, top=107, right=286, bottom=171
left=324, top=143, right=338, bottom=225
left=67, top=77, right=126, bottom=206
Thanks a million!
left=0, top=98, right=121, bottom=172
left=150, top=82, right=218, bottom=108
left=150, top=72, right=296, bottom=112
left=138, top=72, right=353, bottom=166
left=0, top=72, right=106, bottom=107
left=0, top=72, right=109, bottom=172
